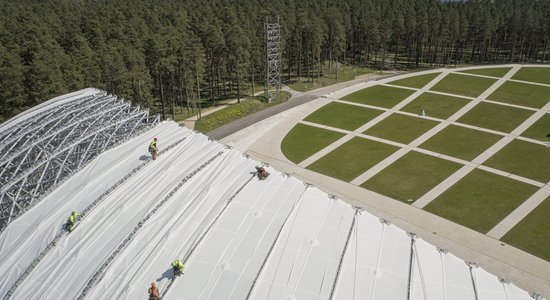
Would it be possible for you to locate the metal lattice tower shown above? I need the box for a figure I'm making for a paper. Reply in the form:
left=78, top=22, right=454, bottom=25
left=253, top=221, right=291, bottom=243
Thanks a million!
left=264, top=16, right=282, bottom=103
left=0, top=89, right=159, bottom=230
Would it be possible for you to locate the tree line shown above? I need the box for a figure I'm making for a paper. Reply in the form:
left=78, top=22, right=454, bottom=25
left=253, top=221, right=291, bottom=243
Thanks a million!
left=1, top=0, right=549, bottom=122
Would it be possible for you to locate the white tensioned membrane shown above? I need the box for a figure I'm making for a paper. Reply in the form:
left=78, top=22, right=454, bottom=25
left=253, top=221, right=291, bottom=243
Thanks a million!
left=0, top=118, right=541, bottom=299
left=0, top=121, right=186, bottom=298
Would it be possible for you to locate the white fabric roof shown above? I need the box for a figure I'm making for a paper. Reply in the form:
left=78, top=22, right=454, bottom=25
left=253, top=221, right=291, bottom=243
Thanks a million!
left=0, top=120, right=540, bottom=300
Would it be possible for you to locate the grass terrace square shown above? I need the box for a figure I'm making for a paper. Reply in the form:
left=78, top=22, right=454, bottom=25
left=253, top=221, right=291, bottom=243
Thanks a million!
left=340, top=85, right=415, bottom=108
left=388, top=73, right=440, bottom=89
left=420, top=125, right=502, bottom=161
left=281, top=123, right=345, bottom=164
left=303, top=102, right=383, bottom=131
left=307, top=137, right=399, bottom=182
left=458, top=67, right=511, bottom=78
left=484, top=139, right=550, bottom=183
left=400, top=92, right=470, bottom=120
left=502, top=196, right=550, bottom=261
left=521, top=113, right=550, bottom=142
left=457, top=102, right=533, bottom=133
left=425, top=169, right=537, bottom=233
left=363, top=113, right=439, bottom=144
left=430, top=73, right=497, bottom=98
left=488, top=81, right=550, bottom=109
left=361, top=151, right=462, bottom=203
left=512, top=67, right=550, bottom=85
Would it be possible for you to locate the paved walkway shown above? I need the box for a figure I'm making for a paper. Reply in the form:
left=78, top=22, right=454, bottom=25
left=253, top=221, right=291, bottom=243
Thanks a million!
left=220, top=64, right=550, bottom=297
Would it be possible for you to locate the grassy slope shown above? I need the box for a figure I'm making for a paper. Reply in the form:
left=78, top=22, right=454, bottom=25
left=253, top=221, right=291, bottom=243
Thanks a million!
left=341, top=85, right=415, bottom=108
left=361, top=151, right=461, bottom=202
left=430, top=73, right=497, bottom=98
left=512, top=67, right=550, bottom=85
left=281, top=123, right=345, bottom=164
left=363, top=113, right=439, bottom=144
left=388, top=73, right=440, bottom=89
left=502, top=196, right=550, bottom=261
left=484, top=139, right=550, bottom=183
left=400, top=92, right=470, bottom=119
left=307, top=137, right=399, bottom=182
left=488, top=81, right=550, bottom=109
left=420, top=125, right=502, bottom=161
left=458, top=67, right=511, bottom=78
left=457, top=102, right=533, bottom=133
left=425, top=169, right=537, bottom=233
left=194, top=92, right=291, bottom=132
left=304, top=102, right=382, bottom=131
left=521, top=113, right=550, bottom=142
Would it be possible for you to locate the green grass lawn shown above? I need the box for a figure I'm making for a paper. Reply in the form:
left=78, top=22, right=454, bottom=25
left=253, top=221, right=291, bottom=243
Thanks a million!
left=457, top=102, right=533, bottom=133
left=430, top=73, right=497, bottom=98
left=281, top=123, right=345, bottom=164
left=304, top=102, right=382, bottom=131
left=487, top=81, right=550, bottom=109
left=361, top=151, right=462, bottom=202
left=512, top=67, right=550, bottom=85
left=521, top=113, right=550, bottom=142
left=502, top=196, right=550, bottom=261
left=341, top=85, right=415, bottom=108
left=458, top=67, right=511, bottom=78
left=363, top=113, right=439, bottom=144
left=400, top=92, right=470, bottom=119
left=420, top=125, right=502, bottom=161
left=425, top=169, right=537, bottom=233
left=307, top=137, right=399, bottom=182
left=388, top=72, right=440, bottom=89
left=484, top=140, right=550, bottom=183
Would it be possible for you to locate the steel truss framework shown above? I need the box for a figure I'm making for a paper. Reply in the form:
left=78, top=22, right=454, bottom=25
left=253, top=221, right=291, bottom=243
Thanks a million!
left=265, top=17, right=282, bottom=103
left=0, top=91, right=159, bottom=230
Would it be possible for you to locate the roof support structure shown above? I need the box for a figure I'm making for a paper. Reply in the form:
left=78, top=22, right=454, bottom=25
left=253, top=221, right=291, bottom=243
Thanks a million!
left=0, top=91, right=159, bottom=230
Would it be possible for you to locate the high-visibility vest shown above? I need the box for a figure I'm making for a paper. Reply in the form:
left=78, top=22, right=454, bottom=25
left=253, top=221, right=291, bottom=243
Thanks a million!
left=171, top=260, right=184, bottom=270
left=69, top=212, right=80, bottom=222
left=149, top=141, right=157, bottom=151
